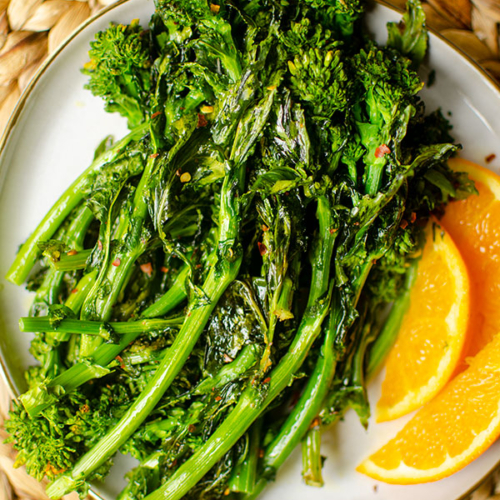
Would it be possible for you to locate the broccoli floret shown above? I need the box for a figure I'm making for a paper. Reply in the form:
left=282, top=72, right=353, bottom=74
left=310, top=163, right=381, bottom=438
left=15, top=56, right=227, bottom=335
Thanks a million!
left=83, top=20, right=152, bottom=128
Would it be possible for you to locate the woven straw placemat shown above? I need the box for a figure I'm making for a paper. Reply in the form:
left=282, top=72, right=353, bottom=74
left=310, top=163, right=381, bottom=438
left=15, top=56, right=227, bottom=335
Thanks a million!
left=1, top=0, right=500, bottom=499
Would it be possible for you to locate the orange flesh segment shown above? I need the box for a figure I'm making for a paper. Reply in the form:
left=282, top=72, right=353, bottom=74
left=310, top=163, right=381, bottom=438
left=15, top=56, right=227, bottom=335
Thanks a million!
left=440, top=158, right=500, bottom=370
left=376, top=222, right=470, bottom=422
left=358, top=332, right=500, bottom=484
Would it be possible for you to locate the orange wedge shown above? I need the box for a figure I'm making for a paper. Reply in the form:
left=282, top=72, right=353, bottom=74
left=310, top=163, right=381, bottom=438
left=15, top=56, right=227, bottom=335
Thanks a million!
left=439, top=158, right=500, bottom=371
left=376, top=220, right=470, bottom=422
left=358, top=331, right=500, bottom=484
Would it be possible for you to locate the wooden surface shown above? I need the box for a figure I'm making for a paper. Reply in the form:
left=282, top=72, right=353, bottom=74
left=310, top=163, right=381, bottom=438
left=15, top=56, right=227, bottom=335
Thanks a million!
left=1, top=0, right=500, bottom=498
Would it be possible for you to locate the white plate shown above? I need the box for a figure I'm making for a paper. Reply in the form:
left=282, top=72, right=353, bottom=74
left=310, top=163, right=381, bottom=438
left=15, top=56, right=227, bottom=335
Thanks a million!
left=0, top=1, right=499, bottom=499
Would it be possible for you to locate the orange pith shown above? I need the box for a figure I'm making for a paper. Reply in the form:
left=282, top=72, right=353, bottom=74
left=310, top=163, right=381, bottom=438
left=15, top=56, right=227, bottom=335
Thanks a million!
left=439, top=158, right=500, bottom=371
left=358, top=332, right=500, bottom=484
left=376, top=221, right=470, bottom=422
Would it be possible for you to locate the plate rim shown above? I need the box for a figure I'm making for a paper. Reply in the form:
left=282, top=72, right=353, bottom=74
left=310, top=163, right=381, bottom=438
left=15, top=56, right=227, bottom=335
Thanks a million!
left=0, top=1, right=498, bottom=499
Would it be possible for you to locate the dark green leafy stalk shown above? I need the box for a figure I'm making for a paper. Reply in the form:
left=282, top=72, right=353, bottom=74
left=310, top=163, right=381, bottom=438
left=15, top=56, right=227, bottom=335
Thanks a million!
left=387, top=0, right=428, bottom=70
left=5, top=124, right=148, bottom=286
left=194, top=345, right=258, bottom=395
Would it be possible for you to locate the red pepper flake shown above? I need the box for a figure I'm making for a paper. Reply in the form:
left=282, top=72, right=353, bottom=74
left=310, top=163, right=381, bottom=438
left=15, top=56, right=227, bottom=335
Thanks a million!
left=197, top=113, right=208, bottom=128
left=151, top=111, right=162, bottom=119
left=188, top=424, right=196, bottom=433
left=263, top=377, right=271, bottom=384
left=258, top=241, right=267, bottom=256
left=259, top=449, right=265, bottom=458
left=224, top=488, right=230, bottom=497
left=400, top=219, right=408, bottom=230
left=353, top=222, right=359, bottom=226
left=161, top=266, right=169, bottom=273
left=486, top=153, right=496, bottom=163
left=215, top=396, right=222, bottom=402
left=196, top=264, right=202, bottom=269
left=223, top=354, right=233, bottom=363
left=140, top=262, right=153, bottom=277
left=410, top=212, right=417, bottom=223
left=67, top=249, right=78, bottom=256
left=80, top=404, right=90, bottom=413
left=329, top=228, right=338, bottom=235
left=98, top=240, right=103, bottom=251
left=375, top=144, right=391, bottom=158
left=71, top=288, right=79, bottom=294
left=116, top=355, right=125, bottom=369
left=261, top=224, right=269, bottom=232
left=112, top=258, right=121, bottom=267
left=150, top=153, right=159, bottom=159
left=309, top=417, right=320, bottom=429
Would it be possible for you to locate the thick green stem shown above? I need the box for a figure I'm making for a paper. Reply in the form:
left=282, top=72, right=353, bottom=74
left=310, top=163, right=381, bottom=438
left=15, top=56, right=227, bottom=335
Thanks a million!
left=80, top=155, right=157, bottom=356
left=301, top=425, right=323, bottom=487
left=228, top=418, right=263, bottom=493
left=19, top=315, right=182, bottom=417
left=194, top=344, right=258, bottom=395
left=366, top=259, right=418, bottom=379
left=55, top=269, right=98, bottom=343
left=19, top=317, right=182, bottom=336
left=46, top=257, right=242, bottom=498
left=140, top=265, right=189, bottom=318
left=143, top=289, right=332, bottom=500
left=242, top=297, right=339, bottom=500
left=6, top=124, right=147, bottom=286
left=52, top=250, right=92, bottom=272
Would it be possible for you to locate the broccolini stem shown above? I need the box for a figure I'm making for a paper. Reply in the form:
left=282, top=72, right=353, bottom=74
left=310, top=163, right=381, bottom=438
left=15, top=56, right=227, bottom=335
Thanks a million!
left=245, top=313, right=338, bottom=499
left=143, top=286, right=332, bottom=500
left=5, top=124, right=147, bottom=286
left=52, top=249, right=92, bottom=271
left=31, top=205, right=94, bottom=314
left=228, top=418, right=263, bottom=493
left=141, top=196, right=337, bottom=500
left=19, top=317, right=182, bottom=336
left=55, top=269, right=98, bottom=343
left=80, top=154, right=157, bottom=356
left=194, top=345, right=258, bottom=395
left=46, top=159, right=247, bottom=499
left=366, top=258, right=418, bottom=378
left=20, top=314, right=180, bottom=417
left=140, top=265, right=188, bottom=318
left=301, top=424, right=324, bottom=487
left=20, top=267, right=186, bottom=417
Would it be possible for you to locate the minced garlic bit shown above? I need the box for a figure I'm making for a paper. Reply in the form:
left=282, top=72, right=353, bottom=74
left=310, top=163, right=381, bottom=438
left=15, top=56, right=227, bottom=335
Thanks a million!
left=200, top=105, right=214, bottom=114
left=180, top=172, right=192, bottom=183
